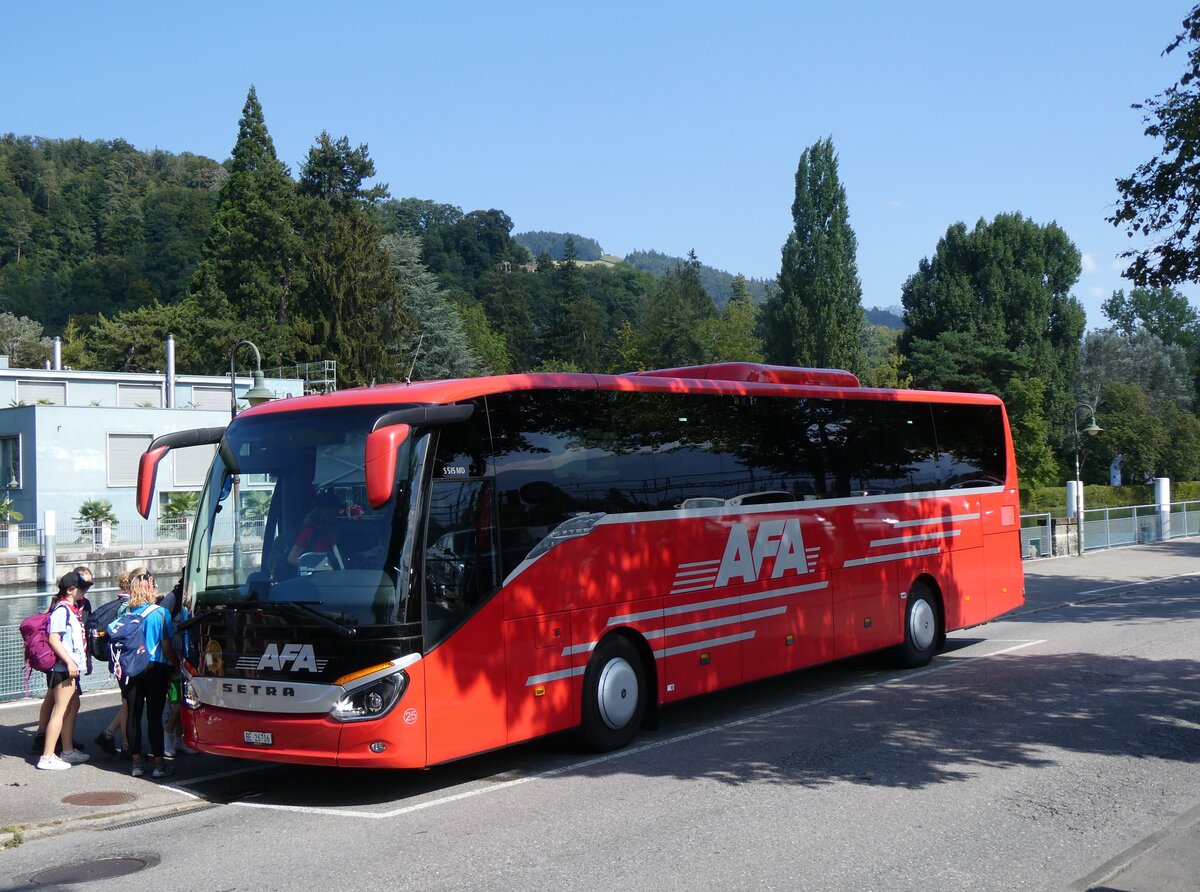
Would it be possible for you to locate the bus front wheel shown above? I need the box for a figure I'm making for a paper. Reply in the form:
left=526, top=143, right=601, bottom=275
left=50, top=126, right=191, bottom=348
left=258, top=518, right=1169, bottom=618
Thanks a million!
left=896, top=581, right=940, bottom=668
left=581, top=636, right=646, bottom=752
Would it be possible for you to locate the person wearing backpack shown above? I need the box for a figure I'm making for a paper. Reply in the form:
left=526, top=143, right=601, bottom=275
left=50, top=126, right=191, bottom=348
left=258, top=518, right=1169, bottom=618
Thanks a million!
left=35, top=571, right=93, bottom=770
left=31, top=565, right=94, bottom=756
left=114, top=572, right=177, bottom=779
left=93, top=567, right=139, bottom=758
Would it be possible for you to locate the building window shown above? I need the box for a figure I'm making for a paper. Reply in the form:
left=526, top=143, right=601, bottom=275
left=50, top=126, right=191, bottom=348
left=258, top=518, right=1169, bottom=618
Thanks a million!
left=117, top=384, right=164, bottom=408
left=189, top=386, right=229, bottom=411
left=108, top=434, right=153, bottom=487
left=16, top=381, right=66, bottom=405
left=0, top=436, right=20, bottom=489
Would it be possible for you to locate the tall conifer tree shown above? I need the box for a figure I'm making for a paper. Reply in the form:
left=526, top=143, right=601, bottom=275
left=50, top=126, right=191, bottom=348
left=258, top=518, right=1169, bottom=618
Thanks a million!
left=761, top=138, right=865, bottom=372
left=189, top=86, right=302, bottom=340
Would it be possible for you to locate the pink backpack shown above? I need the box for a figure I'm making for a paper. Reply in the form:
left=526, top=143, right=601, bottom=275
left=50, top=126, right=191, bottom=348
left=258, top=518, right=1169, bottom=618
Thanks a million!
left=19, top=604, right=64, bottom=696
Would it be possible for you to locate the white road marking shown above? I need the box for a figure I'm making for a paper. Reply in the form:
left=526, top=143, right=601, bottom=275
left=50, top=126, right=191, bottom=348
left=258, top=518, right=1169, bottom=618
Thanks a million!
left=1076, top=572, right=1198, bottom=596
left=226, top=637, right=1045, bottom=820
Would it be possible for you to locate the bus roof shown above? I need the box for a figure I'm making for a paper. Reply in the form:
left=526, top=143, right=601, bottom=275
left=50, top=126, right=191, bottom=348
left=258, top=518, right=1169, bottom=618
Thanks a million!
left=239, top=363, right=1004, bottom=419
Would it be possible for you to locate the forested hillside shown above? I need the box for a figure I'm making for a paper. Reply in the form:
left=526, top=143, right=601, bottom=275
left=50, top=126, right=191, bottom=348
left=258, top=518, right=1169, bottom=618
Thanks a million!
left=0, top=135, right=224, bottom=327
left=513, top=231, right=603, bottom=262
left=623, top=250, right=774, bottom=307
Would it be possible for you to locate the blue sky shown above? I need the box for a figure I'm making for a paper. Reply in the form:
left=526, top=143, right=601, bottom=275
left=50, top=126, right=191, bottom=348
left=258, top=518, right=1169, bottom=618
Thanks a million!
left=3, top=1, right=1194, bottom=326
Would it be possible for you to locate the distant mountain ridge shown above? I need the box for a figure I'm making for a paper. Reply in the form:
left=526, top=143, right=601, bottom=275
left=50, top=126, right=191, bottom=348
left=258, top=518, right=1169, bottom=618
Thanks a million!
left=514, top=231, right=774, bottom=307
left=866, top=306, right=903, bottom=329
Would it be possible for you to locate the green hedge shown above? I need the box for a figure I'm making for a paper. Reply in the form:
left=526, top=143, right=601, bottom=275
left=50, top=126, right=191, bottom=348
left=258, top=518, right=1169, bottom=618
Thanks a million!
left=1020, top=481, right=1200, bottom=515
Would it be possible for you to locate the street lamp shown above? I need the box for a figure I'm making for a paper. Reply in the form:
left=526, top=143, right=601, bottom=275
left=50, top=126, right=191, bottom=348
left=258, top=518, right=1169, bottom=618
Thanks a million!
left=1072, top=402, right=1102, bottom=554
left=229, top=340, right=275, bottom=420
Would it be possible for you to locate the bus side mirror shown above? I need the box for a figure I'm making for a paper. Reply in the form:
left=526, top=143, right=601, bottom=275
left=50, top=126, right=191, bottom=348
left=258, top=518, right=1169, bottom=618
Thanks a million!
left=136, top=446, right=170, bottom=519
left=136, top=426, right=227, bottom=519
left=365, top=423, right=412, bottom=509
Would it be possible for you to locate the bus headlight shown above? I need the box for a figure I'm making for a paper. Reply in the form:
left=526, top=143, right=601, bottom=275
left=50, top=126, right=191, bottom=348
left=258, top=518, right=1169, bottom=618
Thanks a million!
left=183, top=677, right=200, bottom=709
left=330, top=671, right=408, bottom=723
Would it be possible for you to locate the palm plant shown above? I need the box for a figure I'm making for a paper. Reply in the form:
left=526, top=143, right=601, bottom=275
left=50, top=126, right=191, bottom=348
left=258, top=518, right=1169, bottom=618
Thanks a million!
left=75, top=498, right=118, bottom=545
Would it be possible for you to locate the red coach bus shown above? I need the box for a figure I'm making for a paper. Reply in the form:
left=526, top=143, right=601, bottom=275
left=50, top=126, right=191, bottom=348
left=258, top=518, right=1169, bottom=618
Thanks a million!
left=137, top=363, right=1024, bottom=768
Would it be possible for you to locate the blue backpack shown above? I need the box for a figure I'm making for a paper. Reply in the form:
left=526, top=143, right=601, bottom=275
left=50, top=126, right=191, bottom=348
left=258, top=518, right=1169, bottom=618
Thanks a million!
left=107, top=605, right=160, bottom=682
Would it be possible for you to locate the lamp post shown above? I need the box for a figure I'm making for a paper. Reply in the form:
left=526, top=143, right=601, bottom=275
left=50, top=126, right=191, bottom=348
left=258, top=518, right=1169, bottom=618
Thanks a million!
left=1072, top=402, right=1102, bottom=555
left=229, top=339, right=276, bottom=420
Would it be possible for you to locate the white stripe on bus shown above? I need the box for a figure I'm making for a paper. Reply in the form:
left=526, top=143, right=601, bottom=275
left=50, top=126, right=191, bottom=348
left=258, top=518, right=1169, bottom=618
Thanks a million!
left=843, top=546, right=942, bottom=568
left=868, top=529, right=962, bottom=548
left=609, top=579, right=830, bottom=625
left=653, top=630, right=756, bottom=658
left=893, top=513, right=980, bottom=528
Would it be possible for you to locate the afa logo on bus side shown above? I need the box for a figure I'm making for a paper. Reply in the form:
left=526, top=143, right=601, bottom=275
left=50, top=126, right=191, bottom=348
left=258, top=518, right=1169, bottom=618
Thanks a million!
left=715, top=519, right=808, bottom=586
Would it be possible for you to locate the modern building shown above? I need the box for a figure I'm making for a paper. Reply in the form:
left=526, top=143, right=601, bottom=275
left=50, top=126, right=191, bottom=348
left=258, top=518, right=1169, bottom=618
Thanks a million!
left=0, top=337, right=307, bottom=533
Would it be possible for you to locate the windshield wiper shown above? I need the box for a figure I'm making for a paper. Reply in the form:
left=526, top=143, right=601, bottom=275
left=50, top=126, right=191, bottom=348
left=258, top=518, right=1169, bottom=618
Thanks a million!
left=272, top=600, right=358, bottom=638
left=182, top=601, right=355, bottom=638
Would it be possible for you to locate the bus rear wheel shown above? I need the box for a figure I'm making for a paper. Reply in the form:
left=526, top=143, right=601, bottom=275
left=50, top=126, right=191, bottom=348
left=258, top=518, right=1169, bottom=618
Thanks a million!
left=895, top=581, right=940, bottom=668
left=581, top=636, right=646, bottom=752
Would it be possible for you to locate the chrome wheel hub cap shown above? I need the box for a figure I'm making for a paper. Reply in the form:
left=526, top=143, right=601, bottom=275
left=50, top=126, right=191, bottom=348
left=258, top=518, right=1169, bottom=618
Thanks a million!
left=910, top=598, right=936, bottom=651
left=597, top=657, right=638, bottom=730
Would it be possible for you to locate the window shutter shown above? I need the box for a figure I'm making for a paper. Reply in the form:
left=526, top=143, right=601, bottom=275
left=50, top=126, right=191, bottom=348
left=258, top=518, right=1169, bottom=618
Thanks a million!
left=118, top=384, right=163, bottom=408
left=16, top=381, right=66, bottom=405
left=108, top=434, right=153, bottom=487
left=190, top=386, right=229, bottom=411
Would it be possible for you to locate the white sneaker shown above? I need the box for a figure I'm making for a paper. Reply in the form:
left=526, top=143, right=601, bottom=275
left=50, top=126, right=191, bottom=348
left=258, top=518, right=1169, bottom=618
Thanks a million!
left=37, top=754, right=71, bottom=771
left=163, top=732, right=176, bottom=758
left=176, top=740, right=198, bottom=754
left=59, top=749, right=90, bottom=765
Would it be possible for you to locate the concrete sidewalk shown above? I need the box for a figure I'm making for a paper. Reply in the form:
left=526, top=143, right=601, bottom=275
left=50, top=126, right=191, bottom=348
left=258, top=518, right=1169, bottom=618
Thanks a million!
left=0, top=689, right=219, bottom=845
left=2, top=693, right=1199, bottom=891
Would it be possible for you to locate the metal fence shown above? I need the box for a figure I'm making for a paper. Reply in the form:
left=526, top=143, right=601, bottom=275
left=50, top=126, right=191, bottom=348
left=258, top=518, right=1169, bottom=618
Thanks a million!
left=0, top=590, right=121, bottom=702
left=0, top=517, right=268, bottom=555
left=1079, top=501, right=1200, bottom=551
left=1020, top=512, right=1052, bottom=559
left=0, top=517, right=263, bottom=702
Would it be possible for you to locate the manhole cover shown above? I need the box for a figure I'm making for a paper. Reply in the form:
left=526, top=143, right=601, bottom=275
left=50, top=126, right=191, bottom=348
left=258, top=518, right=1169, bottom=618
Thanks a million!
left=30, top=856, right=156, bottom=885
left=63, top=791, right=138, bottom=807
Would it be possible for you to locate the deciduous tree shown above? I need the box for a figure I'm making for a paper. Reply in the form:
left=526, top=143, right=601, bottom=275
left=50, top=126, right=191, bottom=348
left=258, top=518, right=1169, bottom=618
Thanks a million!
left=900, top=213, right=1085, bottom=464
left=1109, top=5, right=1200, bottom=286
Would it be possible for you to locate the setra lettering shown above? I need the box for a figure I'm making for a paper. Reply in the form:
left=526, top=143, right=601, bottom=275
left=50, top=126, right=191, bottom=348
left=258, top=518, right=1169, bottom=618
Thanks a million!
left=222, top=682, right=296, bottom=697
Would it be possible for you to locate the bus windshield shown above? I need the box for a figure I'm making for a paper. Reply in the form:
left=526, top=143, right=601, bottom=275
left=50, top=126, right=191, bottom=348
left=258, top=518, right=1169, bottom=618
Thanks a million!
left=186, top=405, right=425, bottom=631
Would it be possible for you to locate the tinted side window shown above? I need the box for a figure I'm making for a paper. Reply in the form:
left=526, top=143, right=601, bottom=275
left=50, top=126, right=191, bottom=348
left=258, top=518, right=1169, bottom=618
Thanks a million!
left=725, top=396, right=829, bottom=502
left=492, top=391, right=620, bottom=576
left=931, top=403, right=1007, bottom=487
left=431, top=399, right=491, bottom=480
left=808, top=399, right=940, bottom=497
left=874, top=400, right=940, bottom=493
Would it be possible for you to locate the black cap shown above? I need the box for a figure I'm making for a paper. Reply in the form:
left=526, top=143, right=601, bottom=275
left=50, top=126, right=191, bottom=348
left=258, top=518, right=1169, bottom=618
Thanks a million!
left=58, top=571, right=82, bottom=590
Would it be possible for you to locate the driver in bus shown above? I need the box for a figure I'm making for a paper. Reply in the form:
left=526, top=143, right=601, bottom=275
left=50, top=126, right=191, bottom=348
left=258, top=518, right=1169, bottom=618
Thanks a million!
left=287, top=490, right=345, bottom=571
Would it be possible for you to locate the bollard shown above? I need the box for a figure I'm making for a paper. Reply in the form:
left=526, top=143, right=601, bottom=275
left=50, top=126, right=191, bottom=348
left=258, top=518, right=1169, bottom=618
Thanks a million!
left=41, top=508, right=56, bottom=588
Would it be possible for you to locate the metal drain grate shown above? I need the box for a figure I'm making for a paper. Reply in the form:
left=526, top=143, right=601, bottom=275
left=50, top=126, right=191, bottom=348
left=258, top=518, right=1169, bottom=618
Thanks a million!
left=103, top=802, right=220, bottom=831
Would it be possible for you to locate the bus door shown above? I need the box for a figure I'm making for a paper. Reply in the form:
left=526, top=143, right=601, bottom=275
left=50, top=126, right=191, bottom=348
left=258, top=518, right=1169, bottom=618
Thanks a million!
left=419, top=417, right=506, bottom=764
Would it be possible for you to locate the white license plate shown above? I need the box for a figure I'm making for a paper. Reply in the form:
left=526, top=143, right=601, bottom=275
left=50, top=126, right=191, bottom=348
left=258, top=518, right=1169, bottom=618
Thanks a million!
left=243, top=731, right=273, bottom=746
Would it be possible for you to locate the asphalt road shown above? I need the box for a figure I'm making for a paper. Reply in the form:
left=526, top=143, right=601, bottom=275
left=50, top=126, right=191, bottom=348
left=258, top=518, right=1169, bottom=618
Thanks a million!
left=3, top=541, right=1199, bottom=891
